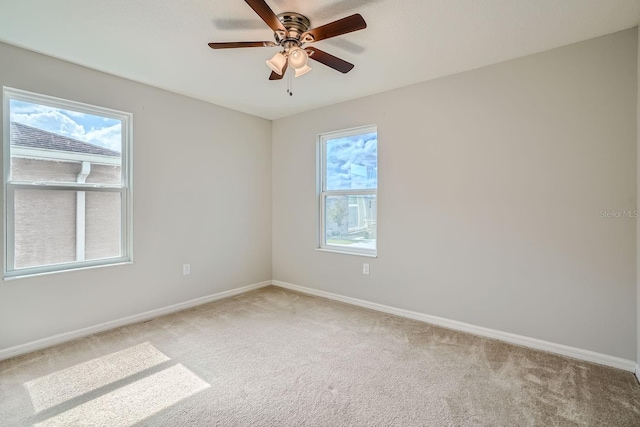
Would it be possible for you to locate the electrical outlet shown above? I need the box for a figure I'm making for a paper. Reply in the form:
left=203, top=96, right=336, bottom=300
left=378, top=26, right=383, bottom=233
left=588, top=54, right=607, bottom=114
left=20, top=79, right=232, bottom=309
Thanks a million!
left=362, top=263, right=370, bottom=275
left=183, top=264, right=191, bottom=275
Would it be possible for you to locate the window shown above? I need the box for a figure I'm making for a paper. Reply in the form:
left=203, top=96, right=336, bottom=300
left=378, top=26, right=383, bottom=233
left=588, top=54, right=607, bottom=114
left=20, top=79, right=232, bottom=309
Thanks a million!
left=3, top=87, right=133, bottom=278
left=318, top=125, right=377, bottom=256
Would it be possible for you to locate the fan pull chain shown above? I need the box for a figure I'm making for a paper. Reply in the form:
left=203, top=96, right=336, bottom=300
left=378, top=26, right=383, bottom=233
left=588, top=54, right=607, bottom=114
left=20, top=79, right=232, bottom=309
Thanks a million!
left=287, top=69, right=293, bottom=96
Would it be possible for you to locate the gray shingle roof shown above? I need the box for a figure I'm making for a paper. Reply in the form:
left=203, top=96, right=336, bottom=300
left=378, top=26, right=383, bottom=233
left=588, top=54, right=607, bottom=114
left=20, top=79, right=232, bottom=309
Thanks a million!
left=10, top=121, right=121, bottom=157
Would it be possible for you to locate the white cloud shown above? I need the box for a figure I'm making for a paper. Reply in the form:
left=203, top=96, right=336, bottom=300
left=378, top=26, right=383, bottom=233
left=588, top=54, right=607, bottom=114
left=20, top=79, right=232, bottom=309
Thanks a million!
left=11, top=107, right=121, bottom=152
left=81, top=124, right=122, bottom=152
left=12, top=110, right=86, bottom=138
left=10, top=103, right=51, bottom=115
left=62, top=110, right=87, bottom=118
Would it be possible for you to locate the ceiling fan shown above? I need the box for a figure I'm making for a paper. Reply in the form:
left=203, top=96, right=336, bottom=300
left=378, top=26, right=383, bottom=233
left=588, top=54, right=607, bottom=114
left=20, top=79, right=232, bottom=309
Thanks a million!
left=208, top=0, right=367, bottom=81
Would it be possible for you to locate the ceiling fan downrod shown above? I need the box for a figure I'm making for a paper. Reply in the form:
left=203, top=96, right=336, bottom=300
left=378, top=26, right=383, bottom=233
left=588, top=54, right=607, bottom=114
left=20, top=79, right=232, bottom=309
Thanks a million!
left=274, top=12, right=311, bottom=46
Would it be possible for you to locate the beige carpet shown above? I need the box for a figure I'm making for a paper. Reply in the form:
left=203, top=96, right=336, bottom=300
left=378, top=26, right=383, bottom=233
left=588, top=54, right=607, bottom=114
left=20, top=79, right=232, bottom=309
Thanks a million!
left=1, top=286, right=639, bottom=426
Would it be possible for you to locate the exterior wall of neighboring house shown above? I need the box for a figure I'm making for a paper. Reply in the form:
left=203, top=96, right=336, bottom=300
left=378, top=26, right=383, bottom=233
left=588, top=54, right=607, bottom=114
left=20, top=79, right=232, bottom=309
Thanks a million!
left=85, top=191, right=121, bottom=261
left=11, top=157, right=121, bottom=268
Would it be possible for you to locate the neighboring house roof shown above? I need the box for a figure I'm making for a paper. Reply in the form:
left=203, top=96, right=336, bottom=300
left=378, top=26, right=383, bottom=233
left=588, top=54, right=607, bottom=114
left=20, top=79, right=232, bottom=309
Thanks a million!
left=10, top=121, right=120, bottom=157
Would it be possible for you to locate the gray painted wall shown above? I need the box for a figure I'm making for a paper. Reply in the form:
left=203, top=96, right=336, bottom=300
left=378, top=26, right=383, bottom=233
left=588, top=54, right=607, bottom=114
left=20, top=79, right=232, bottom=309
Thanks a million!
left=1, top=29, right=637, bottom=364
left=0, top=41, right=272, bottom=350
left=637, top=27, right=640, bottom=370
left=273, top=29, right=638, bottom=360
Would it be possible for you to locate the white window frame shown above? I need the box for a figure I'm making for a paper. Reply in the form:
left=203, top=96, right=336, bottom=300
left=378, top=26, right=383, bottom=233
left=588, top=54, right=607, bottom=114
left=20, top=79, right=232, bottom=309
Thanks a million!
left=3, top=87, right=133, bottom=279
left=317, top=124, right=377, bottom=257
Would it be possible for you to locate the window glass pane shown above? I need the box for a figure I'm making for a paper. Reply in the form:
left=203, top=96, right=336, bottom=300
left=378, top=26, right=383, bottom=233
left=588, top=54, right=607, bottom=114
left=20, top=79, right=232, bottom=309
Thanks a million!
left=9, top=99, right=122, bottom=184
left=14, top=189, right=77, bottom=268
left=325, top=195, right=376, bottom=250
left=11, top=158, right=84, bottom=182
left=4, top=89, right=132, bottom=277
left=14, top=189, right=122, bottom=269
left=325, top=132, right=377, bottom=191
left=85, top=192, right=122, bottom=261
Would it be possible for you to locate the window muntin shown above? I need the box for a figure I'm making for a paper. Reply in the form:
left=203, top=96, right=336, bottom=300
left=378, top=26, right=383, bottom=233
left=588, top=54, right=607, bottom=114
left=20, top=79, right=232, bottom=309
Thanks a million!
left=319, top=126, right=377, bottom=256
left=3, top=87, right=133, bottom=278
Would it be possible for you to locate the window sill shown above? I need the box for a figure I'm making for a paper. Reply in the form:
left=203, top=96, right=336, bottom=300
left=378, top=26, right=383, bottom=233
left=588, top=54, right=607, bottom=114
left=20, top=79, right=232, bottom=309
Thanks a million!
left=4, top=260, right=134, bottom=281
left=316, top=248, right=378, bottom=258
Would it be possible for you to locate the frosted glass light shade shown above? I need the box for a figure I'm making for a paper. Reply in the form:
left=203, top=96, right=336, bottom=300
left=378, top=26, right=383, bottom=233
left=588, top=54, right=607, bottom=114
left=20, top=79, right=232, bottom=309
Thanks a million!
left=294, top=64, right=312, bottom=77
left=288, top=47, right=308, bottom=69
left=266, top=52, right=286, bottom=75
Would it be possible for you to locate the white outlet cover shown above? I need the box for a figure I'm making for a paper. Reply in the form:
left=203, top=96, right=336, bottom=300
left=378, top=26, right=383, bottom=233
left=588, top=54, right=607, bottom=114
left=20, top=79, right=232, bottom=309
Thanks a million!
left=183, top=264, right=191, bottom=275
left=362, top=263, right=370, bottom=275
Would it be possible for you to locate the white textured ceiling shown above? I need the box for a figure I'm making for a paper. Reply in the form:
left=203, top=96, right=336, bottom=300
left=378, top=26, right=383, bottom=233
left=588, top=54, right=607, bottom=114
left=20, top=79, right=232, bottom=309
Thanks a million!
left=0, top=0, right=639, bottom=120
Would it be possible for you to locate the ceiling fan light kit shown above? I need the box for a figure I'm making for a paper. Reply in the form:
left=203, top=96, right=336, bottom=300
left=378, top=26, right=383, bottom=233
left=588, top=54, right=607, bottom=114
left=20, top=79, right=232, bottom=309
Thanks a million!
left=266, top=52, right=287, bottom=75
left=209, top=0, right=367, bottom=87
left=287, top=47, right=309, bottom=69
left=294, top=64, right=312, bottom=78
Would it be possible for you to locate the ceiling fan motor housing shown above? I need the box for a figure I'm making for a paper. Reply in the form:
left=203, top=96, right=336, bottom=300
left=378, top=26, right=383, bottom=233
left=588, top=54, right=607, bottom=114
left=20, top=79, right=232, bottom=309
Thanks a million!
left=208, top=1, right=365, bottom=79
left=275, top=12, right=311, bottom=46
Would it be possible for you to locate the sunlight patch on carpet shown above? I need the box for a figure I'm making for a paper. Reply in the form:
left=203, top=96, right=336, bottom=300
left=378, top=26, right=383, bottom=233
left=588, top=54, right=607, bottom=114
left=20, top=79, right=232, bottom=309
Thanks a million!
left=25, top=342, right=170, bottom=412
left=34, top=363, right=210, bottom=426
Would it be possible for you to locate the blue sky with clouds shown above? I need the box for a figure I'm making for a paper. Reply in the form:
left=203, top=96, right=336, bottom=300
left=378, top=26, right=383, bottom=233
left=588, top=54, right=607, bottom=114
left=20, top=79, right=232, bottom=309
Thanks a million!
left=10, top=100, right=122, bottom=152
left=326, top=132, right=377, bottom=190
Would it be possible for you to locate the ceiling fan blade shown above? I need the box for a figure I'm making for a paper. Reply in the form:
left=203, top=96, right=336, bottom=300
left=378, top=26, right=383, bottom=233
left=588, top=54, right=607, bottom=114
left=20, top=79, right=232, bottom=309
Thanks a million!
left=306, top=47, right=354, bottom=73
left=269, top=62, right=288, bottom=80
left=208, top=41, right=276, bottom=49
left=244, top=0, right=288, bottom=35
left=301, top=14, right=366, bottom=43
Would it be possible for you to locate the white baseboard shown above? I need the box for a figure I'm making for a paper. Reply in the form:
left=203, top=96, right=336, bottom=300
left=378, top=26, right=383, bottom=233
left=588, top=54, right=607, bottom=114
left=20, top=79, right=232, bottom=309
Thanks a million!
left=0, top=280, right=272, bottom=362
left=4, top=279, right=636, bottom=373
left=272, top=280, right=637, bottom=372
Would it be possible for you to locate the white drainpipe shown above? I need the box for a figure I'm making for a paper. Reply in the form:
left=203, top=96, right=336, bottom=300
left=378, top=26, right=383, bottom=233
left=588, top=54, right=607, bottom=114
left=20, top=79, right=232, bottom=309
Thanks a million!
left=76, top=161, right=91, bottom=261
